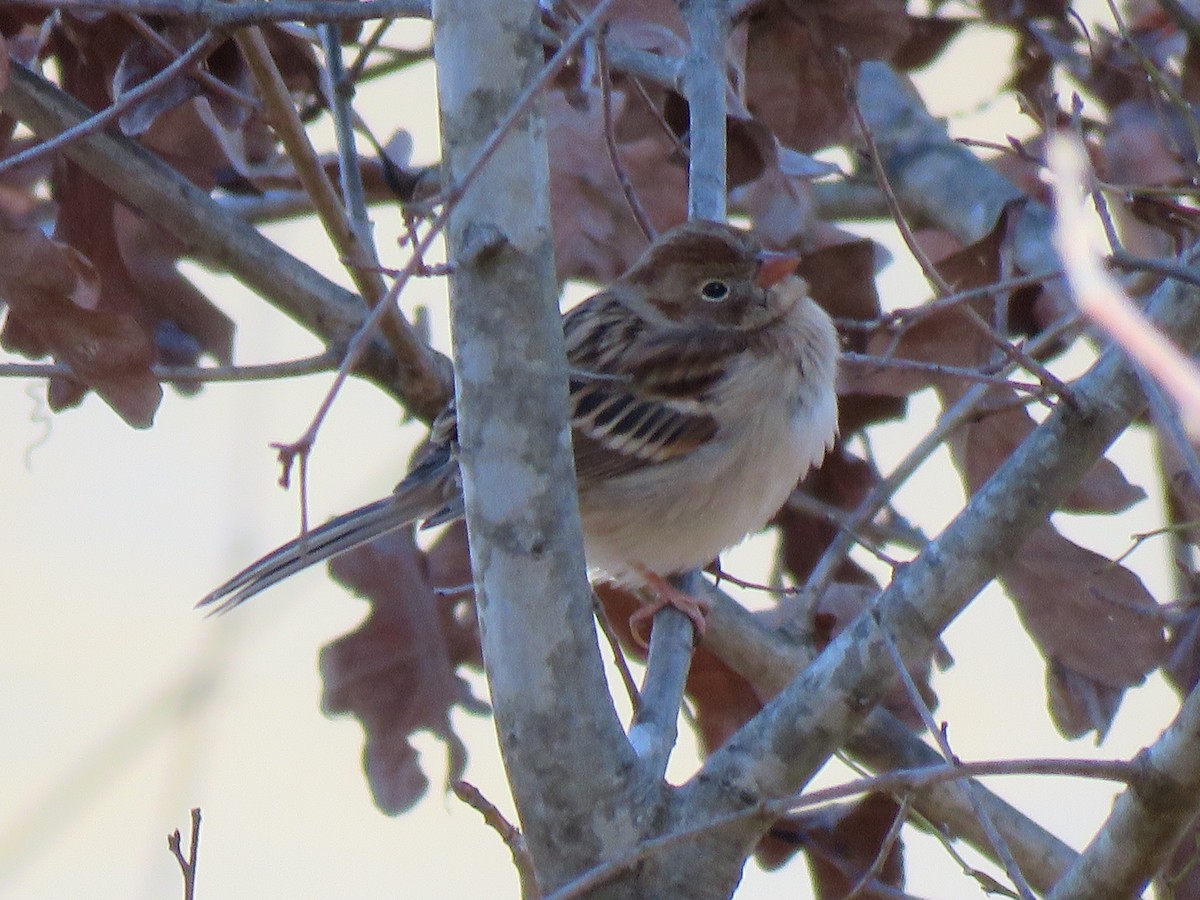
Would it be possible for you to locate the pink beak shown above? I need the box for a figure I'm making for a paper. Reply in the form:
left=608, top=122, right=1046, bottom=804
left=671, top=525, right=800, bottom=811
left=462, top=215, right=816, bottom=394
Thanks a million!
left=754, top=251, right=800, bottom=288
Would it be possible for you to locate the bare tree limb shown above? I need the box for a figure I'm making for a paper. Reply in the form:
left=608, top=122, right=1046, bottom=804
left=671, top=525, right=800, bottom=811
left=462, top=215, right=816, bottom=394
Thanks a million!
left=3, top=0, right=432, bottom=27
left=855, top=62, right=1059, bottom=280
left=655, top=254, right=1200, bottom=897
left=1047, top=679, right=1200, bottom=898
left=0, top=60, right=453, bottom=422
left=628, top=607, right=694, bottom=780
left=677, top=0, right=727, bottom=220
left=432, top=0, right=642, bottom=892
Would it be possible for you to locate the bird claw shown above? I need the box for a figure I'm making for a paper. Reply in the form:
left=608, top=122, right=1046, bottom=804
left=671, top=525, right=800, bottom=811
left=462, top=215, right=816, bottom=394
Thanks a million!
left=628, top=570, right=711, bottom=649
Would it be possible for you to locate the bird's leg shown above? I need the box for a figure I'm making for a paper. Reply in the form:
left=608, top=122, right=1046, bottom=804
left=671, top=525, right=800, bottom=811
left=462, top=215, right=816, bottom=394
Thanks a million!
left=628, top=567, right=711, bottom=648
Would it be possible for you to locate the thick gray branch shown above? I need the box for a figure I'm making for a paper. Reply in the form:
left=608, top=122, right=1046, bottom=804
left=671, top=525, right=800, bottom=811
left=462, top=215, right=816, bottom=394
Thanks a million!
left=431, top=0, right=638, bottom=890
left=657, top=266, right=1200, bottom=897
left=1048, top=680, right=1200, bottom=898
left=700, top=587, right=1079, bottom=896
left=0, top=61, right=452, bottom=421
left=856, top=62, right=1058, bottom=279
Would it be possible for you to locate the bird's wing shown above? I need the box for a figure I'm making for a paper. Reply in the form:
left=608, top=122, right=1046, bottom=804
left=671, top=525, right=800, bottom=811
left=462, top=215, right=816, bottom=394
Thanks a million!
left=564, top=294, right=747, bottom=482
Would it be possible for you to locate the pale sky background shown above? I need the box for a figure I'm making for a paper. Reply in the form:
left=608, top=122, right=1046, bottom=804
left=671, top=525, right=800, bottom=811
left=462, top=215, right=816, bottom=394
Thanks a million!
left=0, top=7, right=1184, bottom=899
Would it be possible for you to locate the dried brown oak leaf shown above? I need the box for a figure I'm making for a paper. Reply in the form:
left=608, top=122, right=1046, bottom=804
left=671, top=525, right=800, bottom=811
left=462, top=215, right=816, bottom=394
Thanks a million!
left=742, top=0, right=911, bottom=153
left=796, top=236, right=908, bottom=433
left=323, top=524, right=486, bottom=816
left=0, top=223, right=161, bottom=427
left=1004, top=526, right=1165, bottom=740
left=43, top=14, right=236, bottom=383
left=547, top=85, right=687, bottom=284
left=775, top=446, right=877, bottom=587
left=759, top=792, right=904, bottom=897
left=840, top=209, right=1158, bottom=737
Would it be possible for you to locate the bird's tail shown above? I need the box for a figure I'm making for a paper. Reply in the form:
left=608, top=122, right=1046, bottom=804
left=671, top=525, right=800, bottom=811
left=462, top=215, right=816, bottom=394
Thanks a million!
left=198, top=461, right=457, bottom=615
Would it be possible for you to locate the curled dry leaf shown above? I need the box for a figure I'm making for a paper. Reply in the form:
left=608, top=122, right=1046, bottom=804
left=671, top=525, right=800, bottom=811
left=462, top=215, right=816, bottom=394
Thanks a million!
left=323, top=525, right=486, bottom=816
left=0, top=222, right=162, bottom=427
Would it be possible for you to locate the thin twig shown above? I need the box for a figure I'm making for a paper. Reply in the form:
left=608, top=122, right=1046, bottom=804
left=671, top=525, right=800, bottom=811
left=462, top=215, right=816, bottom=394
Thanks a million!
left=345, top=18, right=397, bottom=84
left=269, top=0, right=623, bottom=487
left=319, top=24, right=376, bottom=252
left=0, top=352, right=338, bottom=383
left=596, top=31, right=655, bottom=243
left=235, top=28, right=391, bottom=311
left=3, top=0, right=433, bottom=27
left=591, top=592, right=642, bottom=711
left=843, top=795, right=911, bottom=900
left=452, top=781, right=541, bottom=899
left=1110, top=251, right=1200, bottom=290
left=960, top=306, right=1076, bottom=407
left=840, top=351, right=1048, bottom=396
left=166, top=808, right=201, bottom=900
left=0, top=32, right=221, bottom=176
left=846, top=56, right=950, bottom=297
left=875, top=619, right=1036, bottom=900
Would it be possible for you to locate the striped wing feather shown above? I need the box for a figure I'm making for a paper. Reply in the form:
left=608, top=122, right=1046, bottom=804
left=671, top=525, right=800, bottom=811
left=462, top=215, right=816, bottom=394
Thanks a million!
left=564, top=295, right=745, bottom=482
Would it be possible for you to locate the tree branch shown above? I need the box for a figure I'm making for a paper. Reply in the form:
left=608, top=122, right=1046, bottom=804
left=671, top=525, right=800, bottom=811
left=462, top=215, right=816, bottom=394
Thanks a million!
left=677, top=0, right=727, bottom=219
left=659, top=255, right=1200, bottom=897
left=0, top=61, right=453, bottom=422
left=431, top=0, right=641, bottom=891
left=3, top=0, right=432, bottom=27
left=699, top=585, right=1080, bottom=895
left=855, top=62, right=1059, bottom=280
left=628, top=607, right=694, bottom=780
left=1047, top=679, right=1200, bottom=898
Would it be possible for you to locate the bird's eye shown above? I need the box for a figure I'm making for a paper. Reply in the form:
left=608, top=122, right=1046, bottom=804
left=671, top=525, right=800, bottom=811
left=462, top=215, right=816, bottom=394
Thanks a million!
left=700, top=280, right=730, bottom=302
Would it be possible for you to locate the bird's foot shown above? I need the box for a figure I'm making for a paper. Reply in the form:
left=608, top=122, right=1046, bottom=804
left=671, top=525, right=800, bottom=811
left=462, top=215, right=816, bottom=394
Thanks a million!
left=629, top=568, right=711, bottom=648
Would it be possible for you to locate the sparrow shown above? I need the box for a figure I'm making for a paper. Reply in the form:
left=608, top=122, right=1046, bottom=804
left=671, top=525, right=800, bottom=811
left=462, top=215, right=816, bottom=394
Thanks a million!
left=200, top=221, right=840, bottom=637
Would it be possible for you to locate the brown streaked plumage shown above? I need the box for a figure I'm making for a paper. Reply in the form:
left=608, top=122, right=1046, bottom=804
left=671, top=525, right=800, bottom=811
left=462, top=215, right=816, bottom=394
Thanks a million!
left=199, top=221, right=839, bottom=617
